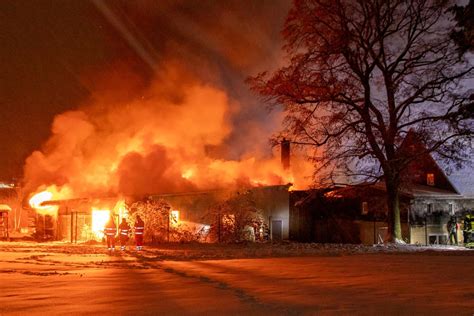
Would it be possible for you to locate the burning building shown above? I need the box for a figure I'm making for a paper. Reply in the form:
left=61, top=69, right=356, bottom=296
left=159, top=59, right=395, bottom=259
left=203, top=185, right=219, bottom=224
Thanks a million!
left=18, top=56, right=316, bottom=243
left=148, top=184, right=292, bottom=242
left=29, top=184, right=292, bottom=243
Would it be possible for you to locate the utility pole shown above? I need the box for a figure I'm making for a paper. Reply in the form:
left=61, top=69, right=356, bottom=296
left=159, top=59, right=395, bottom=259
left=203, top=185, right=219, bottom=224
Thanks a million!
left=167, top=209, right=170, bottom=242
left=217, top=209, right=221, bottom=243
left=14, top=183, right=23, bottom=232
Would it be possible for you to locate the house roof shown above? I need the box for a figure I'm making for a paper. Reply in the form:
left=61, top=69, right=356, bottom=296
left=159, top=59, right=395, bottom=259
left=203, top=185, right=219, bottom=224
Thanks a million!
left=407, top=184, right=463, bottom=199
left=448, top=167, right=474, bottom=198
left=442, top=163, right=474, bottom=198
left=149, top=184, right=292, bottom=199
left=399, top=131, right=473, bottom=198
left=371, top=182, right=463, bottom=199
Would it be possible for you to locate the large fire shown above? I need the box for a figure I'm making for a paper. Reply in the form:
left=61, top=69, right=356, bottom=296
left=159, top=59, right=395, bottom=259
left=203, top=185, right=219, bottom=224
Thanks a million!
left=29, top=189, right=61, bottom=216
left=24, top=63, right=313, bottom=217
left=91, top=209, right=111, bottom=239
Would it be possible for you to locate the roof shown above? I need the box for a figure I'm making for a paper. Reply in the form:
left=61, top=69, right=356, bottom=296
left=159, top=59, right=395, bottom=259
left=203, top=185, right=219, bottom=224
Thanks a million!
left=149, top=184, right=292, bottom=199
left=407, top=184, right=463, bottom=199
left=437, top=161, right=474, bottom=198
left=367, top=182, right=463, bottom=199
left=399, top=131, right=473, bottom=197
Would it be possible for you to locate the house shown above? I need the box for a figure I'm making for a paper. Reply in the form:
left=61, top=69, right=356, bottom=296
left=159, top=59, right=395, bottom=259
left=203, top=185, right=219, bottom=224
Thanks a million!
left=290, top=134, right=474, bottom=245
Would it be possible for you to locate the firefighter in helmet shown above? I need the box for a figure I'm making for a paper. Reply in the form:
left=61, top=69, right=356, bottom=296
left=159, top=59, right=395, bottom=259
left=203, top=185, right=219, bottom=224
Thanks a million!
left=463, top=213, right=474, bottom=248
left=447, top=216, right=458, bottom=245
left=104, top=216, right=117, bottom=252
left=134, top=215, right=144, bottom=251
left=119, top=218, right=130, bottom=251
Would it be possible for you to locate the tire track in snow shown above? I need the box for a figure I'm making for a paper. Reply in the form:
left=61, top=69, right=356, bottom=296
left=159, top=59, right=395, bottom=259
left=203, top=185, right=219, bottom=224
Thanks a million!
left=127, top=252, right=294, bottom=315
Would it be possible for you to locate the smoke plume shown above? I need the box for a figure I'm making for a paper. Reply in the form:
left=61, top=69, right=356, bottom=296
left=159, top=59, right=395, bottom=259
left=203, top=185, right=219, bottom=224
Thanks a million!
left=23, top=60, right=310, bottom=200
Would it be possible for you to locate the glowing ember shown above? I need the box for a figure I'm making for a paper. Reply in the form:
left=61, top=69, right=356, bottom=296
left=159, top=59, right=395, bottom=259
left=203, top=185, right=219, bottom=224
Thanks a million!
left=91, top=209, right=111, bottom=239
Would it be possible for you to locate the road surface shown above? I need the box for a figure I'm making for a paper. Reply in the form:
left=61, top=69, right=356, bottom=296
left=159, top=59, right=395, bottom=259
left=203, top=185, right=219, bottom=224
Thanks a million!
left=0, top=242, right=473, bottom=315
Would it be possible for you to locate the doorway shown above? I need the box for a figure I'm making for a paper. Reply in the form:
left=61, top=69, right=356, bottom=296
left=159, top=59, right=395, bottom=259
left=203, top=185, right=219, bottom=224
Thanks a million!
left=271, top=220, right=282, bottom=241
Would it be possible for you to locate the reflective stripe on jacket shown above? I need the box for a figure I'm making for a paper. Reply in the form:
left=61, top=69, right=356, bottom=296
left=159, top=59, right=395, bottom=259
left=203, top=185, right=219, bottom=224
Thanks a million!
left=135, top=226, right=144, bottom=235
left=105, top=227, right=116, bottom=236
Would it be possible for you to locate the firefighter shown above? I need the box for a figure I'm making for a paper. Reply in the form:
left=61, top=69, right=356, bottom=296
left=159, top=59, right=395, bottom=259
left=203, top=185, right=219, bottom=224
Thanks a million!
left=134, top=215, right=144, bottom=251
left=104, top=217, right=117, bottom=252
left=447, top=216, right=458, bottom=245
left=463, top=213, right=474, bottom=248
left=119, top=218, right=130, bottom=251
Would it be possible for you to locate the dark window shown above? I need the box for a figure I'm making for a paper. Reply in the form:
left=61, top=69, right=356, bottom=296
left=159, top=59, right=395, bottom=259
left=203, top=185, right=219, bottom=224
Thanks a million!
left=361, top=202, right=368, bottom=215
left=427, top=203, right=433, bottom=213
left=429, top=234, right=448, bottom=245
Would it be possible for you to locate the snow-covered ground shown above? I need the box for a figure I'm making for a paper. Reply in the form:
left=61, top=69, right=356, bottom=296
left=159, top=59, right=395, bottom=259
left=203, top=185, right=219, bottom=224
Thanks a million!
left=0, top=241, right=473, bottom=315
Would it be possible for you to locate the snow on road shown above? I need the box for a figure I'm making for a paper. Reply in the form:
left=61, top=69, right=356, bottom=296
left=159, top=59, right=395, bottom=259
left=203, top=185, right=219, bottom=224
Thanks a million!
left=0, top=242, right=473, bottom=315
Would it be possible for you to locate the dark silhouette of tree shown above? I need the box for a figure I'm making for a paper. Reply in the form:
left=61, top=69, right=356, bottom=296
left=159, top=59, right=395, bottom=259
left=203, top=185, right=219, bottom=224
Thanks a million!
left=249, top=0, right=474, bottom=242
left=451, top=0, right=474, bottom=53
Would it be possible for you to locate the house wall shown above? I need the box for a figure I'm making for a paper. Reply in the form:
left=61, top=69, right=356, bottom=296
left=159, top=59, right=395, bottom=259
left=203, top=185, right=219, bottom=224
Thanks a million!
left=150, top=185, right=291, bottom=240
left=253, top=186, right=290, bottom=240
left=57, top=213, right=92, bottom=242
left=290, top=188, right=412, bottom=244
left=399, top=132, right=457, bottom=191
left=409, top=198, right=474, bottom=244
left=410, top=225, right=463, bottom=245
left=33, top=213, right=57, bottom=240
left=358, top=221, right=410, bottom=244
left=410, top=198, right=474, bottom=219
left=50, top=186, right=291, bottom=243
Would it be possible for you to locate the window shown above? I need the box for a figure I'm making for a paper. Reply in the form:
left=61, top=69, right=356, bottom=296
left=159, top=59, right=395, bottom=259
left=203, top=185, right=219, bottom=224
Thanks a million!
left=361, top=201, right=369, bottom=215
left=429, top=234, right=448, bottom=245
left=427, top=203, right=433, bottom=214
left=426, top=173, right=435, bottom=186
left=222, top=214, right=235, bottom=229
left=170, top=210, right=179, bottom=224
left=448, top=204, right=454, bottom=215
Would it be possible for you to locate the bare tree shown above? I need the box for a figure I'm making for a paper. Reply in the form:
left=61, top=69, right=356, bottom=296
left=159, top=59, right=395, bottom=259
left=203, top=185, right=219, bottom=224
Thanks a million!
left=249, top=0, right=474, bottom=242
left=128, top=198, right=209, bottom=243
left=128, top=199, right=171, bottom=243
left=451, top=0, right=474, bottom=53
left=206, top=190, right=267, bottom=243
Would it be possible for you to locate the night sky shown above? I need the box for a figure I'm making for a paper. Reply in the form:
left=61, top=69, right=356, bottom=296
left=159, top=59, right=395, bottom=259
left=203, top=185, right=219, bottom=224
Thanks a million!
left=0, top=0, right=290, bottom=180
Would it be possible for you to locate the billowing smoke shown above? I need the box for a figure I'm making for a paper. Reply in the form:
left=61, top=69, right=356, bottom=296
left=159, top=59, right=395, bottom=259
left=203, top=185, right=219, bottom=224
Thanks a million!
left=21, top=0, right=315, bottom=201
left=23, top=60, right=311, bottom=200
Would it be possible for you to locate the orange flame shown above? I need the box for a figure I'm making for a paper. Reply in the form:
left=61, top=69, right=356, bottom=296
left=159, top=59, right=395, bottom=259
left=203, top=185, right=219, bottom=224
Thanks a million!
left=23, top=63, right=314, bottom=201
left=29, top=190, right=59, bottom=216
left=91, top=208, right=111, bottom=239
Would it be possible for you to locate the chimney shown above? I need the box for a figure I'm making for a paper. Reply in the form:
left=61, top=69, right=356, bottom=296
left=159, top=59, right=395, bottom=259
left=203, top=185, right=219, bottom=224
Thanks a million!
left=281, top=138, right=290, bottom=170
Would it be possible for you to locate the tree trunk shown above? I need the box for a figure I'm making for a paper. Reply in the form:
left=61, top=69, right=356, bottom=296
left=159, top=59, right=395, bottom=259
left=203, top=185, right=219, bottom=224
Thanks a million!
left=385, top=178, right=402, bottom=243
